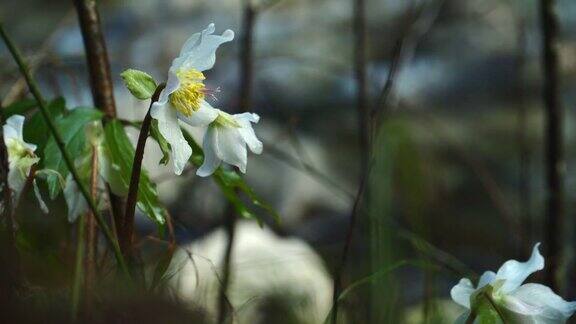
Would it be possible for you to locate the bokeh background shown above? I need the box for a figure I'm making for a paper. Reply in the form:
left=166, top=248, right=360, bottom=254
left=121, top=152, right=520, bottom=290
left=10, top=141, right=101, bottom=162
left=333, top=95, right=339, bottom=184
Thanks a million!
left=2, top=0, right=576, bottom=323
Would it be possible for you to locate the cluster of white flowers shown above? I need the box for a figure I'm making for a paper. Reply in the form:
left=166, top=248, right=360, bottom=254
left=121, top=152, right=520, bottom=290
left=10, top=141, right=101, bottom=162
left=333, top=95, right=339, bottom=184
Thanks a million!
left=151, top=23, right=263, bottom=176
left=451, top=243, right=576, bottom=323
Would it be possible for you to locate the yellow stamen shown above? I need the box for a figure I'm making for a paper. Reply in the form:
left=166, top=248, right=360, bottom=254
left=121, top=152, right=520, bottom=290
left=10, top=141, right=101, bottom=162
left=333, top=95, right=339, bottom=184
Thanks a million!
left=214, top=111, right=240, bottom=128
left=169, top=69, right=206, bottom=116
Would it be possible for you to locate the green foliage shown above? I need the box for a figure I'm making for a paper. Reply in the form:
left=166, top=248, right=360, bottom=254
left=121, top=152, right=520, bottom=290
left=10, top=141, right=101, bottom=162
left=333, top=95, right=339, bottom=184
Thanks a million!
left=1, top=98, right=36, bottom=118
left=104, top=120, right=166, bottom=225
left=120, top=69, right=157, bottom=100
left=43, top=108, right=103, bottom=199
left=24, top=98, right=66, bottom=153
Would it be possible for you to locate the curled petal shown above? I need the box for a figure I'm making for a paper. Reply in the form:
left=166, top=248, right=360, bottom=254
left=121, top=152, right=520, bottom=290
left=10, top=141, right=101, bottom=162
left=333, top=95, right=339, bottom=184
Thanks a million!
left=197, top=127, right=221, bottom=177
left=505, top=283, right=576, bottom=322
left=496, top=243, right=544, bottom=293
left=177, top=100, right=219, bottom=127
left=478, top=271, right=497, bottom=289
left=151, top=102, right=192, bottom=175
left=4, top=115, right=36, bottom=151
left=235, top=113, right=263, bottom=154
left=217, top=126, right=247, bottom=173
left=172, top=23, right=234, bottom=72
left=451, top=278, right=475, bottom=309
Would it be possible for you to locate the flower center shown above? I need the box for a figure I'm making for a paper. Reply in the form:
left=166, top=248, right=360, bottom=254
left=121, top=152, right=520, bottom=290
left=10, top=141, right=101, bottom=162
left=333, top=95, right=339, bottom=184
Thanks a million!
left=169, top=69, right=207, bottom=116
left=7, top=139, right=32, bottom=160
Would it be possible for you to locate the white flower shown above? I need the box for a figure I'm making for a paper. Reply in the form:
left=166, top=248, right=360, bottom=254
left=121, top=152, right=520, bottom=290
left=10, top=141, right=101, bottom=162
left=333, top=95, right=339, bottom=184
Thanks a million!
left=451, top=243, right=576, bottom=323
left=3, top=115, right=39, bottom=195
left=197, top=111, right=262, bottom=177
left=151, top=23, right=234, bottom=175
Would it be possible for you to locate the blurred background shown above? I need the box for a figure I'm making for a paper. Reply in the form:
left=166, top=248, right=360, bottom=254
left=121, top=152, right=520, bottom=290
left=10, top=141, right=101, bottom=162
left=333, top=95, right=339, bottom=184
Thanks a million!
left=2, top=0, right=576, bottom=323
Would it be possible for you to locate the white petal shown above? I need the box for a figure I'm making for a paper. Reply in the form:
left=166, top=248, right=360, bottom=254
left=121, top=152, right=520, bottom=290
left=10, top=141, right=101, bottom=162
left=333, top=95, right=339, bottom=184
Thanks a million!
left=507, top=283, right=576, bottom=321
left=217, top=126, right=247, bottom=173
left=173, top=23, right=234, bottom=72
left=8, top=167, right=26, bottom=197
left=177, top=100, right=219, bottom=127
left=496, top=243, right=544, bottom=293
left=478, top=271, right=497, bottom=289
left=64, top=174, right=88, bottom=223
left=150, top=102, right=192, bottom=175
left=197, top=126, right=221, bottom=177
left=234, top=113, right=263, bottom=154
left=451, top=278, right=475, bottom=309
left=4, top=115, right=24, bottom=142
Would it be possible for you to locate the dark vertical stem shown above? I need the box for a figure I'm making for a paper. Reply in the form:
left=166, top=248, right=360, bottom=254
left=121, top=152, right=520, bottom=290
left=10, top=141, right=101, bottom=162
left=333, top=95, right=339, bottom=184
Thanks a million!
left=72, top=0, right=125, bottom=238
left=72, top=0, right=117, bottom=118
left=331, top=0, right=368, bottom=322
left=122, top=86, right=164, bottom=256
left=515, top=17, right=530, bottom=254
left=331, top=173, right=368, bottom=324
left=354, top=0, right=369, bottom=166
left=84, top=145, right=99, bottom=317
left=0, top=109, right=21, bottom=302
left=217, top=2, right=256, bottom=323
left=539, top=0, right=563, bottom=291
left=217, top=204, right=237, bottom=324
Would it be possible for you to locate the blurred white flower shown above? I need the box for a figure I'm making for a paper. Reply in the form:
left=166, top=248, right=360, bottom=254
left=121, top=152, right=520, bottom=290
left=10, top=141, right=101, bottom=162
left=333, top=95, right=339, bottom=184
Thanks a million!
left=3, top=115, right=39, bottom=195
left=197, top=111, right=262, bottom=177
left=451, top=243, right=576, bottom=323
left=151, top=23, right=234, bottom=175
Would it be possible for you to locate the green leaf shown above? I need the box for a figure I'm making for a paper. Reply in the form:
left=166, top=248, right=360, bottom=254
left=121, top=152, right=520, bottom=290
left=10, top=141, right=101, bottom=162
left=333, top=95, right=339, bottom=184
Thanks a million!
left=43, top=107, right=103, bottom=199
left=104, top=120, right=166, bottom=225
left=24, top=97, right=66, bottom=153
left=120, top=69, right=157, bottom=100
left=1, top=98, right=37, bottom=118
left=470, top=286, right=506, bottom=324
left=150, top=119, right=170, bottom=165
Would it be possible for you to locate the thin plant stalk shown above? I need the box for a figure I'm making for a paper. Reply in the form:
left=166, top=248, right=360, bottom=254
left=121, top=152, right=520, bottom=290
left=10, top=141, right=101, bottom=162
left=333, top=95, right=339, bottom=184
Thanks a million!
left=122, top=85, right=165, bottom=256
left=84, top=144, right=99, bottom=316
left=72, top=0, right=126, bottom=238
left=0, top=23, right=130, bottom=278
left=71, top=211, right=86, bottom=322
left=331, top=0, right=368, bottom=322
left=539, top=0, right=563, bottom=291
left=217, top=2, right=256, bottom=323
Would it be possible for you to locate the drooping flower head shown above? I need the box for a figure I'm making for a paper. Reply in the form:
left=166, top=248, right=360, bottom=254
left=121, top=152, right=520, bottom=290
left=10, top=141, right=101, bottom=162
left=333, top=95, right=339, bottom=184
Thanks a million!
left=151, top=23, right=234, bottom=175
left=451, top=243, right=576, bottom=323
left=197, top=111, right=262, bottom=177
left=3, top=115, right=39, bottom=194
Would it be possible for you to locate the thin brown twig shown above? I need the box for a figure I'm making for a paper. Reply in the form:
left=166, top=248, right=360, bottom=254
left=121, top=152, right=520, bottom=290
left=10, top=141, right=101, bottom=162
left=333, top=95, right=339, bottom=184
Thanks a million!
left=72, top=0, right=126, bottom=243
left=121, top=86, right=164, bottom=256
left=539, top=0, right=563, bottom=291
left=83, top=144, right=99, bottom=316
left=218, top=2, right=256, bottom=323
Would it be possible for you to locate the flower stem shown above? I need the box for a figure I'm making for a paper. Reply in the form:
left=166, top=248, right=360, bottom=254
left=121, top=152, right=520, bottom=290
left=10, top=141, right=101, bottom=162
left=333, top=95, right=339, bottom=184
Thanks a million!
left=71, top=212, right=86, bottom=322
left=0, top=23, right=130, bottom=279
left=539, top=0, right=563, bottom=292
left=121, top=85, right=165, bottom=257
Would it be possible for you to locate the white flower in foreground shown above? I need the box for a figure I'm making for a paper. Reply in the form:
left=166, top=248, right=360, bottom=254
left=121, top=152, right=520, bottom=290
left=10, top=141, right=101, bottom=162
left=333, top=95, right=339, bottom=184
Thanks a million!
left=151, top=23, right=234, bottom=175
left=197, top=110, right=262, bottom=177
left=3, top=115, right=39, bottom=195
left=451, top=243, right=576, bottom=323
